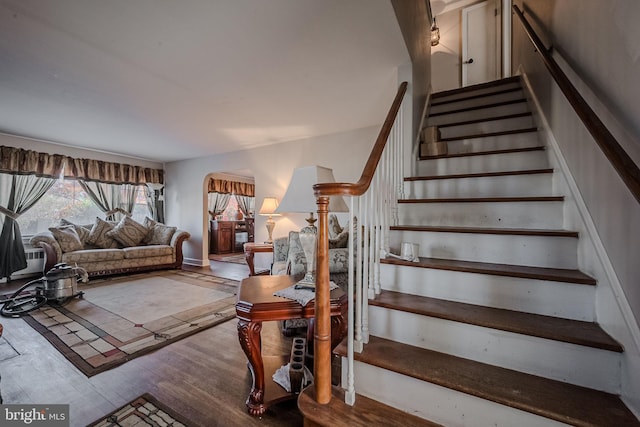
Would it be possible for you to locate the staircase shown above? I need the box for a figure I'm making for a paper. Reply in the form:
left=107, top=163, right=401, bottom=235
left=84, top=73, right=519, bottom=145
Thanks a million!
left=303, top=77, right=640, bottom=426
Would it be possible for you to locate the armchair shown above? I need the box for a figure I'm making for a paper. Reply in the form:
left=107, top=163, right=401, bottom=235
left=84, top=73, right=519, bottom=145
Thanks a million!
left=271, top=214, right=351, bottom=291
left=271, top=214, right=351, bottom=336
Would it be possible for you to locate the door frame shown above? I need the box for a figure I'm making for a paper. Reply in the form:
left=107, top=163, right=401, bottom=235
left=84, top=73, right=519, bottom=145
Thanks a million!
left=461, top=0, right=502, bottom=86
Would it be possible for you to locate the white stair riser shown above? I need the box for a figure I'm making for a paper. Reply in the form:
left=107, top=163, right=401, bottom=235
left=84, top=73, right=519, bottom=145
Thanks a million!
left=344, top=360, right=570, bottom=427
left=368, top=307, right=621, bottom=392
left=405, top=173, right=553, bottom=199
left=433, top=81, right=522, bottom=104
left=430, top=90, right=525, bottom=115
left=389, top=230, right=578, bottom=269
left=438, top=116, right=534, bottom=139
left=427, top=102, right=530, bottom=127
left=379, top=263, right=596, bottom=321
left=446, top=132, right=539, bottom=154
left=397, top=200, right=564, bottom=229
left=417, top=150, right=549, bottom=175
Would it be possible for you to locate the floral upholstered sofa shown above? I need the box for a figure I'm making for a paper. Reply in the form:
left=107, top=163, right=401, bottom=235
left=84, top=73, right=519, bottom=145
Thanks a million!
left=30, top=216, right=190, bottom=278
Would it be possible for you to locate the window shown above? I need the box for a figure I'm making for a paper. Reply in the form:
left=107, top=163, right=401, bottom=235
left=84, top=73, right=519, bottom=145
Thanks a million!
left=16, top=178, right=149, bottom=236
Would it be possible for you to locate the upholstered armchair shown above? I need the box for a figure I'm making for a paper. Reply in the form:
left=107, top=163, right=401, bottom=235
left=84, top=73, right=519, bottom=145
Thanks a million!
left=271, top=214, right=351, bottom=291
left=271, top=214, right=352, bottom=336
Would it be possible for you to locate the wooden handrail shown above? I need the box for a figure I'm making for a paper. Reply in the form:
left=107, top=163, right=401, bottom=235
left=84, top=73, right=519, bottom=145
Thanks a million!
left=513, top=5, right=640, bottom=204
left=313, top=82, right=408, bottom=198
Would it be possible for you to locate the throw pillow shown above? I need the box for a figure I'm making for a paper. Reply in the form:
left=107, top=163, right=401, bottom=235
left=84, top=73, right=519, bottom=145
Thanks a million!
left=106, top=216, right=149, bottom=247
left=60, top=218, right=91, bottom=244
left=48, top=225, right=84, bottom=253
left=328, top=214, right=343, bottom=240
left=329, top=227, right=349, bottom=249
left=142, top=217, right=177, bottom=245
left=86, top=218, right=120, bottom=249
left=286, top=231, right=308, bottom=276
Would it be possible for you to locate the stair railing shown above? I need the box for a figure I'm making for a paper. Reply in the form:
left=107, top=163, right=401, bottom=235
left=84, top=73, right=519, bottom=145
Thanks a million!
left=312, top=81, right=408, bottom=406
left=513, top=5, right=640, bottom=204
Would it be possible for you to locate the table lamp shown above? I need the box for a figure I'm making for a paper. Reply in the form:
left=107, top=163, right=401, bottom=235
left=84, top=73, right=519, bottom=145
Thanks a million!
left=258, top=197, right=280, bottom=243
left=275, top=165, right=348, bottom=289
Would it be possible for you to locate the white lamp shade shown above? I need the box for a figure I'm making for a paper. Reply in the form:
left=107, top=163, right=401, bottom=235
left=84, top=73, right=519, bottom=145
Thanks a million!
left=258, top=197, right=281, bottom=216
left=275, top=165, right=349, bottom=214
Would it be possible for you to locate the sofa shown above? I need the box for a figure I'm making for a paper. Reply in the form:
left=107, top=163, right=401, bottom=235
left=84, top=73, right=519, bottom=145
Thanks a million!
left=30, top=216, right=190, bottom=278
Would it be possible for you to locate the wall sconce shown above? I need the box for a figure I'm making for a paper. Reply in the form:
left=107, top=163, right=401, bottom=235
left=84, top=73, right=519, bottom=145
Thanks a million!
left=431, top=17, right=440, bottom=47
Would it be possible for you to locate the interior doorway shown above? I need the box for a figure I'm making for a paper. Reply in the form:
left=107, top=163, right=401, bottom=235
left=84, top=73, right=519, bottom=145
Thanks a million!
left=462, top=0, right=501, bottom=86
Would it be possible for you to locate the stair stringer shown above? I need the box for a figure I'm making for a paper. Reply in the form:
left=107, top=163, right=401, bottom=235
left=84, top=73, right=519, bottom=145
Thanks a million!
left=520, top=69, right=640, bottom=417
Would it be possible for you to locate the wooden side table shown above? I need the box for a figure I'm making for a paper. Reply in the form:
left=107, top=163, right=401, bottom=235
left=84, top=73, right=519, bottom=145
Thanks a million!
left=236, top=275, right=347, bottom=416
left=243, top=242, right=273, bottom=276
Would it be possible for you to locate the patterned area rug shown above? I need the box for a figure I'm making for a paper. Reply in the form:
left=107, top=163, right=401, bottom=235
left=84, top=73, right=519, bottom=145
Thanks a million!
left=23, top=270, right=238, bottom=377
left=209, top=253, right=247, bottom=264
left=88, top=393, right=193, bottom=426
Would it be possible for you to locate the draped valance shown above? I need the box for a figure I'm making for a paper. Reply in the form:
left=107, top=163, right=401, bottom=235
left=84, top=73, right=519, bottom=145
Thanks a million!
left=65, top=157, right=164, bottom=185
left=208, top=178, right=255, bottom=197
left=0, top=146, right=65, bottom=178
left=0, top=146, right=163, bottom=184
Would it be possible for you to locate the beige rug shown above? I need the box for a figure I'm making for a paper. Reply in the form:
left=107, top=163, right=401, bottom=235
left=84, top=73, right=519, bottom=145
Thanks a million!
left=23, top=270, right=238, bottom=377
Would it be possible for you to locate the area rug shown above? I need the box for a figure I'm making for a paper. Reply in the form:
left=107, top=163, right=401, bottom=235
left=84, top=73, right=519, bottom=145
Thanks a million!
left=88, top=393, right=193, bottom=426
left=209, top=253, right=247, bottom=264
left=22, top=270, right=238, bottom=377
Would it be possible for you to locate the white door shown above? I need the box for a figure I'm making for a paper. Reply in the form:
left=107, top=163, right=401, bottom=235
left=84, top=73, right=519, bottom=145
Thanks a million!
left=462, top=0, right=500, bottom=86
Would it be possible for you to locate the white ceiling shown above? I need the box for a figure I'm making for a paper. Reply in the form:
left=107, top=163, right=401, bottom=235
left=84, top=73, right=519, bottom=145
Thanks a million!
left=0, top=0, right=409, bottom=163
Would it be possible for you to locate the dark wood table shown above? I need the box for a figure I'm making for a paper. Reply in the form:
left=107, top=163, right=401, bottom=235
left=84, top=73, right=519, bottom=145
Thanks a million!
left=236, top=275, right=347, bottom=416
left=243, top=242, right=273, bottom=276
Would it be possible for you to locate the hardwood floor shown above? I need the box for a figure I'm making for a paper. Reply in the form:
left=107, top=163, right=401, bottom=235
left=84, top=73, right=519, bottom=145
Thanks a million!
left=0, top=265, right=303, bottom=427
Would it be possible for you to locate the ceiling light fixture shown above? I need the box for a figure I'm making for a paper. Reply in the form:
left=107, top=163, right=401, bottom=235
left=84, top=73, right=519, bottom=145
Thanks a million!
left=431, top=17, right=440, bottom=47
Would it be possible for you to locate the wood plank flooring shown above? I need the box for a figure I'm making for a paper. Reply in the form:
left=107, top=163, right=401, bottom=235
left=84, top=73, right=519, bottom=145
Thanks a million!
left=0, top=263, right=303, bottom=427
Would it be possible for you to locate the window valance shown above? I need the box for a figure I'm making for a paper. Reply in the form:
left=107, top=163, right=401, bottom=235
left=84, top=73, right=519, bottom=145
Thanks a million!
left=208, top=178, right=255, bottom=197
left=0, top=146, right=163, bottom=184
left=0, top=146, right=65, bottom=178
left=65, top=157, right=164, bottom=185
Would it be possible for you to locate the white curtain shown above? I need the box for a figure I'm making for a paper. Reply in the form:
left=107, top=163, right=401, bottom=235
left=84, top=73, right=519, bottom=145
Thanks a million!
left=0, top=173, right=57, bottom=279
left=208, top=192, right=231, bottom=218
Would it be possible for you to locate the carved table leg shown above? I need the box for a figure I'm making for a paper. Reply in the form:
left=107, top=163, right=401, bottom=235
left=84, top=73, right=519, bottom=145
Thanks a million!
left=237, top=319, right=265, bottom=416
left=244, top=250, right=256, bottom=276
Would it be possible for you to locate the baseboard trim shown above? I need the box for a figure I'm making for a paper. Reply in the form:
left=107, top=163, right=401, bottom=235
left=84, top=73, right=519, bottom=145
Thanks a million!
left=183, top=257, right=207, bottom=267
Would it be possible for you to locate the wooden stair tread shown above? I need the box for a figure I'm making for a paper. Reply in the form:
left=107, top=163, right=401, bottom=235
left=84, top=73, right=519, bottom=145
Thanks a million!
left=428, top=98, right=526, bottom=117
left=420, top=145, right=544, bottom=160
left=390, top=225, right=577, bottom=238
left=436, top=111, right=532, bottom=128
left=335, top=336, right=637, bottom=427
left=435, top=127, right=538, bottom=144
left=430, top=87, right=523, bottom=107
left=398, top=195, right=564, bottom=203
left=431, top=76, right=521, bottom=99
left=371, top=290, right=622, bottom=352
left=298, top=385, right=442, bottom=427
left=380, top=256, right=596, bottom=285
left=405, top=168, right=553, bottom=181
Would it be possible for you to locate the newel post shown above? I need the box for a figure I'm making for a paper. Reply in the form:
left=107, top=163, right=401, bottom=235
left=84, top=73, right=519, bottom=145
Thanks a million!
left=314, top=195, right=331, bottom=404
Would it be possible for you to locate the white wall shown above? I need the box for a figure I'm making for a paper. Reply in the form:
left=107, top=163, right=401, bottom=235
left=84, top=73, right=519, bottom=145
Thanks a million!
left=431, top=8, right=462, bottom=92
left=513, top=0, right=640, bottom=413
left=164, top=125, right=379, bottom=271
